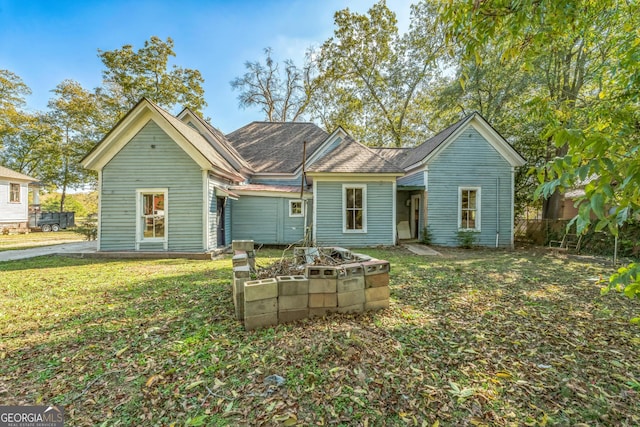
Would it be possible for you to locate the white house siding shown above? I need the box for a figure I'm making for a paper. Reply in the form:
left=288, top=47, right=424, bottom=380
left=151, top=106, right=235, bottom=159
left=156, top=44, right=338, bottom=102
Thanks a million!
left=230, top=195, right=306, bottom=244
left=0, top=181, right=29, bottom=224
left=100, top=120, right=204, bottom=251
left=315, top=180, right=395, bottom=247
left=427, top=127, right=513, bottom=247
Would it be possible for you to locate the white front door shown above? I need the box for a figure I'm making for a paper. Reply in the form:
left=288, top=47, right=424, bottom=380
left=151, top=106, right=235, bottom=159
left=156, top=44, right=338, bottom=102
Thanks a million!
left=410, top=194, right=421, bottom=239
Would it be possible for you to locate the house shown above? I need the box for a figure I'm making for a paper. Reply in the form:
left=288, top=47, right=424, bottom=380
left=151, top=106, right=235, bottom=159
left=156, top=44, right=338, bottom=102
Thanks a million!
left=0, top=165, right=38, bottom=231
left=81, top=98, right=525, bottom=252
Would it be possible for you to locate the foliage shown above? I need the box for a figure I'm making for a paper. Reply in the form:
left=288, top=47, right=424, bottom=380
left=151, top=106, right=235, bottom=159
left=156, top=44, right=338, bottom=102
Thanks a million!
left=45, top=80, right=102, bottom=209
left=98, top=36, right=206, bottom=120
left=441, top=0, right=640, bottom=318
left=0, top=69, right=32, bottom=144
left=1, top=248, right=638, bottom=425
left=309, top=0, right=448, bottom=147
left=0, top=112, right=58, bottom=177
left=74, top=220, right=97, bottom=241
left=421, top=226, right=433, bottom=245
left=455, top=230, right=478, bottom=249
left=230, top=47, right=314, bottom=122
left=40, top=191, right=98, bottom=218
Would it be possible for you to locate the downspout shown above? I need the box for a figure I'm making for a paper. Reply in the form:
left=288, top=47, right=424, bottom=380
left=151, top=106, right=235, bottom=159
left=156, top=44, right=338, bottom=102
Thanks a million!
left=496, top=177, right=500, bottom=248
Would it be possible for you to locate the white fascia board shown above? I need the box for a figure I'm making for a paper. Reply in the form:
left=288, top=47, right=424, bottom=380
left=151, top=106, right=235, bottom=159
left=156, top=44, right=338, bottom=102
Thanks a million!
left=304, top=173, right=401, bottom=182
left=231, top=189, right=312, bottom=198
left=82, top=104, right=213, bottom=172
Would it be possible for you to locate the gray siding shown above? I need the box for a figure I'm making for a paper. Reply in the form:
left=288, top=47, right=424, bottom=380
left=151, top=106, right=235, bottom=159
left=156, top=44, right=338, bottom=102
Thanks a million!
left=100, top=120, right=204, bottom=251
left=207, top=179, right=216, bottom=250
left=315, top=181, right=395, bottom=247
left=230, top=196, right=305, bottom=244
left=397, top=171, right=424, bottom=187
left=427, top=127, right=513, bottom=247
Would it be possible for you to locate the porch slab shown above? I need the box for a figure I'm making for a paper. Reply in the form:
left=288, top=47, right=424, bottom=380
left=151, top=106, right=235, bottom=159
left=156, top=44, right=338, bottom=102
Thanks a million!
left=402, top=243, right=442, bottom=256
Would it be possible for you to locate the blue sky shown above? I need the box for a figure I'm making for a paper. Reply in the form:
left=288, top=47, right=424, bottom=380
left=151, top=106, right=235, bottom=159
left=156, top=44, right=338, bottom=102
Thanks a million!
left=0, top=0, right=411, bottom=133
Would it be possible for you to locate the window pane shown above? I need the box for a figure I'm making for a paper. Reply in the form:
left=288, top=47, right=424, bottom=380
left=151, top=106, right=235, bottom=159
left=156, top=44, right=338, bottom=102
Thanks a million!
left=347, top=188, right=354, bottom=208
left=468, top=190, right=476, bottom=209
left=461, top=190, right=468, bottom=209
left=355, top=210, right=363, bottom=229
left=155, top=217, right=164, bottom=238
left=355, top=188, right=362, bottom=208
left=154, top=194, right=164, bottom=213
left=144, top=217, right=154, bottom=237
left=468, top=211, right=476, bottom=229
left=143, top=194, right=153, bottom=215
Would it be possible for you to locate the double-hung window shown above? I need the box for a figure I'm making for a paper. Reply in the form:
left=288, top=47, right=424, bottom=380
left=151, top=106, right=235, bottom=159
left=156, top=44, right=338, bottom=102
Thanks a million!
left=137, top=189, right=167, bottom=242
left=9, top=183, right=20, bottom=203
left=459, top=187, right=480, bottom=231
left=343, top=184, right=367, bottom=232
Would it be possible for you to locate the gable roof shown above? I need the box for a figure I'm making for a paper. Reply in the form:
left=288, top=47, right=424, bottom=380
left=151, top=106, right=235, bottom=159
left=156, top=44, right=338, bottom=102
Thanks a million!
left=226, top=122, right=329, bottom=174
left=81, top=98, right=243, bottom=181
left=177, top=108, right=253, bottom=173
left=306, top=132, right=405, bottom=175
left=0, top=165, right=37, bottom=182
left=372, top=112, right=526, bottom=170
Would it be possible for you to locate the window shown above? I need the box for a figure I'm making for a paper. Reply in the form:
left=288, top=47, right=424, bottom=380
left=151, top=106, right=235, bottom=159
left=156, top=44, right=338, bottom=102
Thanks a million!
left=138, top=190, right=167, bottom=240
left=289, top=200, right=304, bottom=217
left=9, top=183, right=20, bottom=203
left=459, top=187, right=480, bottom=231
left=343, top=184, right=367, bottom=232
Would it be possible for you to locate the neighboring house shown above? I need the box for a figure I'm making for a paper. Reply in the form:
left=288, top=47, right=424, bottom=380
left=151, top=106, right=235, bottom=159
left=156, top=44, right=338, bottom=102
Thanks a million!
left=0, top=165, right=38, bottom=231
left=81, top=98, right=525, bottom=252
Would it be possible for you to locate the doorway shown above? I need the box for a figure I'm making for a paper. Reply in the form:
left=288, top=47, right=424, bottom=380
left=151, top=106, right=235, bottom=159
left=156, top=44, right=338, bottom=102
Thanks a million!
left=410, top=194, right=421, bottom=239
left=216, top=197, right=225, bottom=247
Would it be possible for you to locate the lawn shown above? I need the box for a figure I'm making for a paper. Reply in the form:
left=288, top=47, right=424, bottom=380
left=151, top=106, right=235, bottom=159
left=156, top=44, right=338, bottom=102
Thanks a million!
left=1, top=247, right=638, bottom=426
left=0, top=230, right=83, bottom=251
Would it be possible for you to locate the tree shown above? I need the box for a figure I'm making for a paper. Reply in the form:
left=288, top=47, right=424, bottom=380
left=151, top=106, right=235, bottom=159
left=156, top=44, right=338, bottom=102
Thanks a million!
left=441, top=0, right=640, bottom=318
left=0, top=69, right=32, bottom=148
left=45, top=80, right=102, bottom=212
left=98, top=36, right=206, bottom=120
left=310, top=0, right=448, bottom=147
left=0, top=112, right=58, bottom=177
left=230, top=48, right=313, bottom=122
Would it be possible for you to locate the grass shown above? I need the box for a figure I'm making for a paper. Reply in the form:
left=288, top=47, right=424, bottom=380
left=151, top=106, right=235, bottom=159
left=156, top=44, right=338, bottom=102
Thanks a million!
left=1, top=246, right=639, bottom=426
left=0, top=230, right=83, bottom=251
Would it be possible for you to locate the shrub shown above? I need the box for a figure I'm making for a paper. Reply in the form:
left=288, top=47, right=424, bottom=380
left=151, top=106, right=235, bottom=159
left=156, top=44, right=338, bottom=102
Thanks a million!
left=75, top=221, right=97, bottom=241
left=421, top=226, right=433, bottom=245
left=456, top=230, right=478, bottom=249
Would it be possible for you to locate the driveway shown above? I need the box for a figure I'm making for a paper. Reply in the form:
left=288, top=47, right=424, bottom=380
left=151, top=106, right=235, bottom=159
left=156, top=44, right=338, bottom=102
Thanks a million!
left=0, top=241, right=97, bottom=262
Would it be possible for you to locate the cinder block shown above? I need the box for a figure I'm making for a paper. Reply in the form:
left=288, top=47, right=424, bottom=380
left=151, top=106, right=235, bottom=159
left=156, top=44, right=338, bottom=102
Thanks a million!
left=365, top=299, right=389, bottom=311
left=245, top=312, right=278, bottom=331
left=232, top=252, right=248, bottom=267
left=278, top=309, right=309, bottom=324
left=233, top=264, right=251, bottom=279
left=362, top=260, right=391, bottom=275
left=306, top=266, right=339, bottom=279
left=277, top=275, right=309, bottom=296
left=233, top=277, right=248, bottom=320
left=337, top=289, right=365, bottom=307
left=337, top=276, right=365, bottom=293
left=365, top=286, right=390, bottom=302
left=337, top=304, right=364, bottom=314
left=278, top=294, right=308, bottom=310
left=308, top=293, right=337, bottom=308
left=308, top=278, right=337, bottom=293
left=244, top=278, right=278, bottom=301
left=338, top=263, right=364, bottom=278
left=232, top=240, right=255, bottom=252
left=351, top=252, right=373, bottom=262
left=245, top=297, right=277, bottom=316
left=365, top=273, right=389, bottom=288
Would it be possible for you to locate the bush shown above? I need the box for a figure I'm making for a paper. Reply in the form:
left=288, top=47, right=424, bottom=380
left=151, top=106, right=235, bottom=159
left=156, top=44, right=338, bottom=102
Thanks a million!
left=456, top=230, right=478, bottom=249
left=421, top=226, right=433, bottom=245
left=75, top=221, right=97, bottom=241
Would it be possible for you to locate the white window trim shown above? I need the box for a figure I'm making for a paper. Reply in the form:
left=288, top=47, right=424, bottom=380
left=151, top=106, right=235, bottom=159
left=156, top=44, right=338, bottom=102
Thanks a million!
left=9, top=182, right=20, bottom=203
left=136, top=188, right=168, bottom=250
left=458, top=186, right=481, bottom=232
left=342, top=184, right=367, bottom=233
left=289, top=199, right=304, bottom=217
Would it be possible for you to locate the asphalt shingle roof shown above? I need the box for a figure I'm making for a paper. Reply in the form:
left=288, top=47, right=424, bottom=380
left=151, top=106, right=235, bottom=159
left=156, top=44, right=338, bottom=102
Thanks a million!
left=306, top=134, right=405, bottom=174
left=226, top=122, right=329, bottom=174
